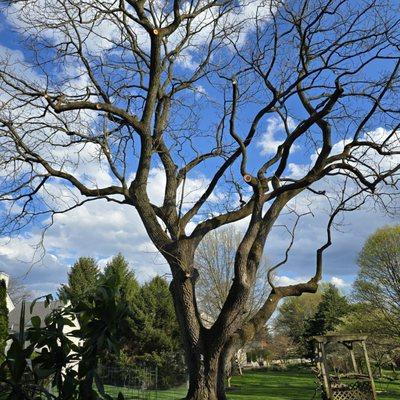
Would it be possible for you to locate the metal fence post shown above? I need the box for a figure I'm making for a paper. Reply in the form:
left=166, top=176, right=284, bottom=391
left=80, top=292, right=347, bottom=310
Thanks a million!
left=155, top=365, right=158, bottom=400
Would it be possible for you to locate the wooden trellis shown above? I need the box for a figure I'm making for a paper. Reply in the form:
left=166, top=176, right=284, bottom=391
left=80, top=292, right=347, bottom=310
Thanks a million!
left=313, top=334, right=377, bottom=400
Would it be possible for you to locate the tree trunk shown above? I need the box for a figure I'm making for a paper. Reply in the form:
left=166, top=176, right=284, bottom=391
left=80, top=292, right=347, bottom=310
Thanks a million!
left=184, top=350, right=222, bottom=400
left=167, top=255, right=224, bottom=400
left=217, top=341, right=236, bottom=400
left=166, top=246, right=280, bottom=400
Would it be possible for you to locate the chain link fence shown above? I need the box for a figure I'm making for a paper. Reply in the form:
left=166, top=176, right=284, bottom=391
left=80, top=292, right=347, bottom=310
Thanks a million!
left=98, top=364, right=188, bottom=399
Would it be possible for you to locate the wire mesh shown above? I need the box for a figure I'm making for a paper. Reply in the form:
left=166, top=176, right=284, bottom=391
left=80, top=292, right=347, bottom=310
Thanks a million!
left=98, top=364, right=188, bottom=399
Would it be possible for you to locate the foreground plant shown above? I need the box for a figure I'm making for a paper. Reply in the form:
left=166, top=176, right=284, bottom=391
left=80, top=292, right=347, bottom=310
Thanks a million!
left=0, top=280, right=130, bottom=400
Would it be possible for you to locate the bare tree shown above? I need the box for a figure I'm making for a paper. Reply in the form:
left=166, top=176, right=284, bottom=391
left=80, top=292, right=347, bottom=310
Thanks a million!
left=195, top=227, right=269, bottom=381
left=195, top=227, right=269, bottom=323
left=7, top=276, right=33, bottom=305
left=1, top=1, right=400, bottom=399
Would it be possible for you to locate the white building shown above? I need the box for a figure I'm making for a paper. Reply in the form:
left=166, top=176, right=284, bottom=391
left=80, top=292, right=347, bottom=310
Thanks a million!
left=1, top=272, right=80, bottom=370
left=0, top=271, right=15, bottom=312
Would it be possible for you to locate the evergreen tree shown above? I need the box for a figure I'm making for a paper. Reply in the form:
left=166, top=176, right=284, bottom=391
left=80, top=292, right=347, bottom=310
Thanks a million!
left=102, top=253, right=140, bottom=308
left=0, top=279, right=8, bottom=362
left=59, top=257, right=100, bottom=307
left=137, top=276, right=180, bottom=353
left=304, top=284, right=350, bottom=358
left=135, top=276, right=185, bottom=387
left=100, top=254, right=141, bottom=364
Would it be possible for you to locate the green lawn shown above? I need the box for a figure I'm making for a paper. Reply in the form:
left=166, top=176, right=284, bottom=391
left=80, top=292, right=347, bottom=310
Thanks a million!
left=228, top=368, right=400, bottom=400
left=106, top=367, right=400, bottom=400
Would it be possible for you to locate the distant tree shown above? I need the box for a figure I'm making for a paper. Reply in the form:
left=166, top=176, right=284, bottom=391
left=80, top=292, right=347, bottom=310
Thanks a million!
left=102, top=253, right=140, bottom=308
left=100, top=253, right=141, bottom=363
left=338, top=303, right=400, bottom=377
left=137, top=276, right=181, bottom=353
left=8, top=276, right=32, bottom=305
left=195, top=227, right=269, bottom=322
left=58, top=257, right=100, bottom=307
left=274, top=290, right=323, bottom=356
left=265, top=333, right=295, bottom=364
left=77, top=272, right=134, bottom=399
left=195, top=228, right=241, bottom=322
left=0, top=279, right=8, bottom=362
left=245, top=326, right=271, bottom=364
left=353, top=225, right=400, bottom=339
left=304, top=284, right=350, bottom=358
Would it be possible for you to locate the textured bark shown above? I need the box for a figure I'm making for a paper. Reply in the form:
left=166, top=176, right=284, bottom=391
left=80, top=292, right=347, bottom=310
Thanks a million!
left=217, top=340, right=237, bottom=400
left=167, top=242, right=250, bottom=400
left=185, top=352, right=220, bottom=400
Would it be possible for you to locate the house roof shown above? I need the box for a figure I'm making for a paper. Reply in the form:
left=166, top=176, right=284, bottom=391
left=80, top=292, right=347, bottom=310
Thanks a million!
left=8, top=300, right=64, bottom=333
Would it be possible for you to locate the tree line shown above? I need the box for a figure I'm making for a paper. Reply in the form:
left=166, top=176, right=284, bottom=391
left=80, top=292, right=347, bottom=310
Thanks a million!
left=273, top=225, right=400, bottom=373
left=0, top=254, right=186, bottom=399
left=59, top=254, right=186, bottom=385
left=0, top=224, right=399, bottom=398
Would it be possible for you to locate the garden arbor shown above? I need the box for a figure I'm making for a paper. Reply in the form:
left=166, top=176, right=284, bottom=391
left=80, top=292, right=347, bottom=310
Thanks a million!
left=314, top=334, right=377, bottom=400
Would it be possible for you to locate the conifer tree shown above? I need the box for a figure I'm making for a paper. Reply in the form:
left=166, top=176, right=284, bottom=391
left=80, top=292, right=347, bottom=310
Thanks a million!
left=59, top=257, right=100, bottom=307
left=304, top=284, right=350, bottom=357
left=102, top=253, right=140, bottom=308
left=136, top=276, right=185, bottom=387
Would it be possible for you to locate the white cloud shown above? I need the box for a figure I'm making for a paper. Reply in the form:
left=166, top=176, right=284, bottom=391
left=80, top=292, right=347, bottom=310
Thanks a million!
left=273, top=275, right=352, bottom=294
left=308, top=128, right=400, bottom=182
left=274, top=275, right=309, bottom=286
left=0, top=162, right=222, bottom=293
left=147, top=167, right=219, bottom=212
left=258, top=116, right=298, bottom=155
left=330, top=276, right=351, bottom=289
left=168, top=0, right=275, bottom=69
left=3, top=0, right=274, bottom=72
left=194, top=85, right=207, bottom=98
left=4, top=0, right=129, bottom=55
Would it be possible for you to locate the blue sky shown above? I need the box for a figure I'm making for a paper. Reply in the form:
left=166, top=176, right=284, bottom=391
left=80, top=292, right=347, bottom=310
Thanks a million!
left=0, top=0, right=399, bottom=299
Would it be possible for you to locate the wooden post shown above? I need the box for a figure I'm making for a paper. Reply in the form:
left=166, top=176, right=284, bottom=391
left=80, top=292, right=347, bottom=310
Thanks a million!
left=349, top=347, right=359, bottom=374
left=344, top=342, right=359, bottom=374
left=316, top=341, right=332, bottom=399
left=362, top=340, right=377, bottom=400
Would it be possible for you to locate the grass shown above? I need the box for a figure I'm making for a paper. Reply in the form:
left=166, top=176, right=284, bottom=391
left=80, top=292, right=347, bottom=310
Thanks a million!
left=228, top=368, right=400, bottom=400
left=228, top=368, right=316, bottom=400
left=105, top=383, right=186, bottom=399
left=105, top=367, right=400, bottom=399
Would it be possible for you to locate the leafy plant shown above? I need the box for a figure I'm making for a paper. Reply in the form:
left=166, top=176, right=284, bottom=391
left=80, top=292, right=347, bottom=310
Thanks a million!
left=0, top=282, right=129, bottom=400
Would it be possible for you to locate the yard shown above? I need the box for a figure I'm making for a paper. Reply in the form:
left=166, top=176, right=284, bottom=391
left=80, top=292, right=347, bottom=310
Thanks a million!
left=227, top=368, right=400, bottom=400
left=106, top=367, right=400, bottom=400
